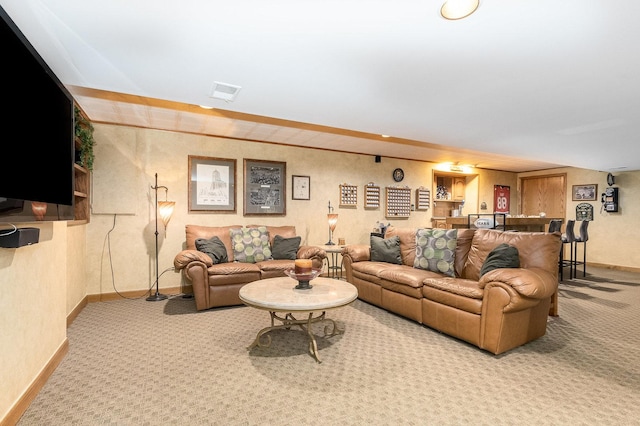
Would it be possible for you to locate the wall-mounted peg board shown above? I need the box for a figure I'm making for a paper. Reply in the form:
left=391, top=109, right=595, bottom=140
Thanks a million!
left=385, top=187, right=411, bottom=218
left=339, top=183, right=358, bottom=207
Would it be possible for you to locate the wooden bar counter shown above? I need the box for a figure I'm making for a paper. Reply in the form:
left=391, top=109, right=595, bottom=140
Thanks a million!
left=445, top=216, right=561, bottom=232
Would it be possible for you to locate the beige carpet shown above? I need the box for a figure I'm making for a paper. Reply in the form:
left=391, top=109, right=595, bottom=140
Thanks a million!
left=17, top=267, right=640, bottom=425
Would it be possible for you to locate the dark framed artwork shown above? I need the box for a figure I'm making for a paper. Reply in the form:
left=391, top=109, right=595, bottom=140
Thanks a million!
left=572, top=184, right=597, bottom=201
left=292, top=175, right=310, bottom=200
left=243, top=159, right=286, bottom=216
left=188, top=155, right=236, bottom=213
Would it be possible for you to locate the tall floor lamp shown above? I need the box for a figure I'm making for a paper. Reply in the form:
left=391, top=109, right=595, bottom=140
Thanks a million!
left=147, top=173, right=175, bottom=302
left=326, top=201, right=339, bottom=245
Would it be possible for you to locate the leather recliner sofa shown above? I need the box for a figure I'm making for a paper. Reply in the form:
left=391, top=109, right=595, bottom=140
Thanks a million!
left=342, top=227, right=561, bottom=354
left=174, top=224, right=326, bottom=311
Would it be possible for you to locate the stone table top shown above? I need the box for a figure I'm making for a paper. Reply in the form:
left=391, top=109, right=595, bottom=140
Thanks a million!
left=239, top=277, right=357, bottom=312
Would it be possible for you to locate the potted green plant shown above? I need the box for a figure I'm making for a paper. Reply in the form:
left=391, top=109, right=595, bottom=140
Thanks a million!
left=74, top=105, right=95, bottom=171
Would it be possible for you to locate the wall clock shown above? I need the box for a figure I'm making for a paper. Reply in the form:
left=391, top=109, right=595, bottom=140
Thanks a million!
left=607, top=173, right=615, bottom=186
left=393, top=168, right=404, bottom=182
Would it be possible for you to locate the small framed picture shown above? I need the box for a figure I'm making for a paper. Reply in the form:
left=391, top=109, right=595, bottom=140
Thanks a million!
left=188, top=156, right=236, bottom=213
left=572, top=184, right=598, bottom=201
left=292, top=175, right=310, bottom=200
left=243, top=159, right=286, bottom=216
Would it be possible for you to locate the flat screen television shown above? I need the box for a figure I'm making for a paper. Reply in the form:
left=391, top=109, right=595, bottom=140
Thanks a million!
left=0, top=5, right=75, bottom=223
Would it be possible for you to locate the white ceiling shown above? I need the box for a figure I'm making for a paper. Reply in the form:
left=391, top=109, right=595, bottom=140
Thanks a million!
left=3, top=0, right=640, bottom=173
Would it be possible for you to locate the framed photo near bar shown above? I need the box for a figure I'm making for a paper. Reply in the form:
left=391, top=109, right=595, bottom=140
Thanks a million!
left=572, top=184, right=597, bottom=201
left=243, top=159, right=286, bottom=216
left=188, top=156, right=236, bottom=213
left=292, top=175, right=310, bottom=200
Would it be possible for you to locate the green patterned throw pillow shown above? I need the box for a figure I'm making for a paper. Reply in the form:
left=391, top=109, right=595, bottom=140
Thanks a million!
left=414, top=228, right=458, bottom=277
left=230, top=227, right=272, bottom=263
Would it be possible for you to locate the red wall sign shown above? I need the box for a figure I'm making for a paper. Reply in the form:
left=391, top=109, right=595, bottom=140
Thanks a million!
left=494, top=185, right=510, bottom=213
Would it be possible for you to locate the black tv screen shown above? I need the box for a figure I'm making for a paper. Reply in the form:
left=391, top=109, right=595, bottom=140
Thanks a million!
left=0, top=5, right=75, bottom=222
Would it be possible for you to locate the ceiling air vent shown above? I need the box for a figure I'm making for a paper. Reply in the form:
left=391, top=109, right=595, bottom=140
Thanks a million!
left=209, top=81, right=242, bottom=102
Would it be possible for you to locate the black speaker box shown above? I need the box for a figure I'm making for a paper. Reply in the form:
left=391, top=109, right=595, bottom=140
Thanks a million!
left=375, top=155, right=381, bottom=163
left=0, top=227, right=40, bottom=248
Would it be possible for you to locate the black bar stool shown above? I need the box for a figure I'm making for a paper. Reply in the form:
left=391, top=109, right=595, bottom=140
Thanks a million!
left=548, top=219, right=562, bottom=233
left=573, top=220, right=590, bottom=278
left=560, top=220, right=575, bottom=281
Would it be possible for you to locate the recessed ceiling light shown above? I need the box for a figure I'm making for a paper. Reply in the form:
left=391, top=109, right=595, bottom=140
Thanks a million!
left=441, top=0, right=479, bottom=20
left=199, top=105, right=214, bottom=109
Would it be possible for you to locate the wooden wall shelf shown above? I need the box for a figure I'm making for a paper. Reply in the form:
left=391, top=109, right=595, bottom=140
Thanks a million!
left=416, top=187, right=430, bottom=210
left=72, top=105, right=91, bottom=223
left=364, top=183, right=380, bottom=209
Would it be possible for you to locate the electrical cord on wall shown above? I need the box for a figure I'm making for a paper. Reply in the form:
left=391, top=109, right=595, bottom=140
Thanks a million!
left=101, top=214, right=178, bottom=300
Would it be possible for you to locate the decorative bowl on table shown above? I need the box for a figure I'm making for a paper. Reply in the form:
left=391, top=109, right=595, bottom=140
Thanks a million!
left=284, top=268, right=322, bottom=290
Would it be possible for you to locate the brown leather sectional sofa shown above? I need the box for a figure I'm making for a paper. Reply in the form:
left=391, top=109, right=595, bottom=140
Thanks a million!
left=174, top=224, right=326, bottom=311
left=342, top=227, right=561, bottom=354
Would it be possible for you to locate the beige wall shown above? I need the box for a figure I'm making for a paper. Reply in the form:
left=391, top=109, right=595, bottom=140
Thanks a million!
left=477, top=170, right=518, bottom=215
left=86, top=123, right=640, bottom=296
left=85, top=124, right=521, bottom=295
left=66, top=224, right=87, bottom=315
left=519, top=168, right=640, bottom=269
left=0, top=221, right=68, bottom=421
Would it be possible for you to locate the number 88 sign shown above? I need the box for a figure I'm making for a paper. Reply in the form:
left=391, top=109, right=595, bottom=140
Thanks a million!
left=493, top=185, right=510, bottom=213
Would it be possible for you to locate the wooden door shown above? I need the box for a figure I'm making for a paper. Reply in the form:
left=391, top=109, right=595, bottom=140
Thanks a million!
left=520, top=174, right=566, bottom=219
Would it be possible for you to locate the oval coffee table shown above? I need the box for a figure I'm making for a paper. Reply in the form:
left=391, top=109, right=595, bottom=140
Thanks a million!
left=239, top=276, right=358, bottom=363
